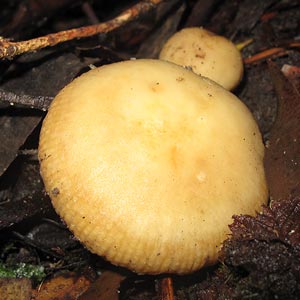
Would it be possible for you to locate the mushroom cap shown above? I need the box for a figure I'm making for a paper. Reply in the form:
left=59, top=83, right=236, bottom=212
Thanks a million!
left=159, top=27, right=244, bottom=90
left=38, top=59, right=267, bottom=275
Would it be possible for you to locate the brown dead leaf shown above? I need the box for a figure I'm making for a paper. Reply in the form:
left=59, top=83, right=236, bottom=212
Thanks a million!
left=0, top=51, right=92, bottom=177
left=0, top=278, right=32, bottom=300
left=264, top=61, right=300, bottom=202
left=0, top=110, right=41, bottom=176
left=0, top=160, right=52, bottom=229
left=137, top=0, right=186, bottom=59
left=229, top=0, right=278, bottom=35
left=78, top=270, right=126, bottom=300
left=31, top=272, right=92, bottom=300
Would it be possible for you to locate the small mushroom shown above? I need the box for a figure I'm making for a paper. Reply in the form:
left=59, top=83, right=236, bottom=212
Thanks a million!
left=159, top=27, right=244, bottom=90
left=38, top=59, right=267, bottom=275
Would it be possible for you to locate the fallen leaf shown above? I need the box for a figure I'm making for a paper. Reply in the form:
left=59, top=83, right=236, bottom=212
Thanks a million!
left=229, top=0, right=278, bottom=35
left=264, top=61, right=300, bottom=202
left=0, top=159, right=51, bottom=229
left=137, top=0, right=186, bottom=58
left=229, top=197, right=300, bottom=245
left=26, top=221, right=78, bottom=251
left=0, top=109, right=41, bottom=176
left=0, top=277, right=32, bottom=300
left=78, top=270, right=126, bottom=300
left=221, top=197, right=300, bottom=299
left=0, top=51, right=92, bottom=176
left=31, top=272, right=92, bottom=300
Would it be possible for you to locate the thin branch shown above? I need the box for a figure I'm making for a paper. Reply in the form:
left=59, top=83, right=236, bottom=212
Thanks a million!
left=0, top=88, right=53, bottom=110
left=244, top=47, right=286, bottom=64
left=82, top=1, right=100, bottom=25
left=158, top=277, right=175, bottom=300
left=0, top=0, right=165, bottom=60
left=244, top=41, right=300, bottom=64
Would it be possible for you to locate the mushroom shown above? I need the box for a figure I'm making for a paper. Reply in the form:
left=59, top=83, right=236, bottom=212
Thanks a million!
left=159, top=27, right=244, bottom=90
left=38, top=59, right=267, bottom=275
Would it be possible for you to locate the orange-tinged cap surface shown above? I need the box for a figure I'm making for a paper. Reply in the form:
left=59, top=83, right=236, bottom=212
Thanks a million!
left=39, top=59, right=267, bottom=274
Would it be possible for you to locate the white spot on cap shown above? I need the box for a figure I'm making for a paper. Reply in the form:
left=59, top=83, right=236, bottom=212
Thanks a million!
left=196, top=171, right=206, bottom=183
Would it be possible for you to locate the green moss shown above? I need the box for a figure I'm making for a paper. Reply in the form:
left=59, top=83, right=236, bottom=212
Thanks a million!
left=0, top=262, right=45, bottom=282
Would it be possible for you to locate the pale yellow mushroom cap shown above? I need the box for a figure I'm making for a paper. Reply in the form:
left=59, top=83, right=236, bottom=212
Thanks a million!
left=159, top=27, right=244, bottom=90
left=38, top=59, right=267, bottom=275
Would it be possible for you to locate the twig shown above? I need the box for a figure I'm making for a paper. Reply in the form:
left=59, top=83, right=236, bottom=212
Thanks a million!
left=158, top=277, right=175, bottom=300
left=0, top=0, right=165, bottom=60
left=244, top=47, right=286, bottom=64
left=82, top=1, right=100, bottom=25
left=0, top=88, right=53, bottom=110
left=244, top=41, right=300, bottom=64
left=12, top=231, right=65, bottom=259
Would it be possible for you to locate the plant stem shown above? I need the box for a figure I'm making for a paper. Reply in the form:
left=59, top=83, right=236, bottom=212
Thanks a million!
left=0, top=0, right=165, bottom=60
